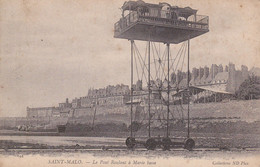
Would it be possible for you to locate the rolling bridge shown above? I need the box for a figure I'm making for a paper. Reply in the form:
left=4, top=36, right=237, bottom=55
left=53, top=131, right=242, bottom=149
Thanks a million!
left=114, top=0, right=209, bottom=150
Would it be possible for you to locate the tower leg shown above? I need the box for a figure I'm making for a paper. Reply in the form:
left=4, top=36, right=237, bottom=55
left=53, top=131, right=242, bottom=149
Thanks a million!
left=187, top=39, right=190, bottom=139
left=184, top=37, right=195, bottom=151
left=166, top=43, right=170, bottom=138
left=130, top=40, right=134, bottom=138
left=162, top=43, right=172, bottom=151
left=125, top=40, right=136, bottom=149
left=148, top=41, right=151, bottom=138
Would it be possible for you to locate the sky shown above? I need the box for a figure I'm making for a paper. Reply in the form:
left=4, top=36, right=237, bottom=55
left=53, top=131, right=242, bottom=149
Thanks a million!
left=0, top=0, right=259, bottom=117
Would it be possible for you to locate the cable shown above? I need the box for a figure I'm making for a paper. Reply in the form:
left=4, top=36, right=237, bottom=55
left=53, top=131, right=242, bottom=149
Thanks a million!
left=151, top=42, right=159, bottom=80
left=133, top=46, right=140, bottom=80
left=173, top=42, right=187, bottom=74
left=134, top=43, right=148, bottom=84
left=153, top=42, right=167, bottom=81
left=169, top=42, right=185, bottom=71
left=134, top=42, right=155, bottom=82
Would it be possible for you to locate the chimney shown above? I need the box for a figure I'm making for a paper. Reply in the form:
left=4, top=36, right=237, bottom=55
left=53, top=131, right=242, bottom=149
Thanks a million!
left=212, top=64, right=219, bottom=78
left=241, top=65, right=248, bottom=72
left=205, top=65, right=214, bottom=83
left=171, top=72, right=176, bottom=84
left=199, top=67, right=204, bottom=79
left=228, top=63, right=236, bottom=72
left=203, top=66, right=209, bottom=78
left=136, top=80, right=142, bottom=90
left=192, top=68, right=199, bottom=79
left=226, top=63, right=236, bottom=93
left=218, top=64, right=223, bottom=73
left=241, top=65, right=249, bottom=80
left=176, top=70, right=182, bottom=84
left=225, top=65, right=229, bottom=72
left=183, top=71, right=187, bottom=79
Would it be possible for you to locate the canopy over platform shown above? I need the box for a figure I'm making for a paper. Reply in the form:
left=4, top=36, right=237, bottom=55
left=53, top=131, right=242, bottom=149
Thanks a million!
left=114, top=0, right=209, bottom=44
left=121, top=1, right=197, bottom=19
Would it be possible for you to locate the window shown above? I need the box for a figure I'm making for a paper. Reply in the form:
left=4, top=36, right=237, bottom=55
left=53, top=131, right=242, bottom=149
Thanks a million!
left=150, top=8, right=159, bottom=17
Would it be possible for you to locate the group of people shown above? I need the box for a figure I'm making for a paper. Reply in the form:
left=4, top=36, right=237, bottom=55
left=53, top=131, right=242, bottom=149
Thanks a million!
left=136, top=4, right=178, bottom=20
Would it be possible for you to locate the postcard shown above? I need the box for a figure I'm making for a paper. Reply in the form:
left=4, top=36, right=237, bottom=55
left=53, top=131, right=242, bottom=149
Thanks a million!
left=0, top=0, right=260, bottom=166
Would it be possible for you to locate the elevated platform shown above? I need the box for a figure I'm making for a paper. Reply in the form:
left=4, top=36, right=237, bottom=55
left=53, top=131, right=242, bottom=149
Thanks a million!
left=114, top=1, right=209, bottom=44
left=114, top=12, right=209, bottom=44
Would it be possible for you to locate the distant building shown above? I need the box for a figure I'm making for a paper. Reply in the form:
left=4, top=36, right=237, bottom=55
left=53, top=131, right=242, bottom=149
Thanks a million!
left=80, top=96, right=96, bottom=108
left=27, top=106, right=59, bottom=118
left=170, top=63, right=251, bottom=104
left=26, top=64, right=253, bottom=118
left=226, top=64, right=249, bottom=93
left=172, top=63, right=249, bottom=94
left=27, top=98, right=72, bottom=118
left=59, top=98, right=72, bottom=108
left=80, top=84, right=131, bottom=107
left=72, top=98, right=81, bottom=108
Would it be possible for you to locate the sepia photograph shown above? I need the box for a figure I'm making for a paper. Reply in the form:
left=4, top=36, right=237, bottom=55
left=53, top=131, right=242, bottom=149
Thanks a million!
left=0, top=0, right=260, bottom=166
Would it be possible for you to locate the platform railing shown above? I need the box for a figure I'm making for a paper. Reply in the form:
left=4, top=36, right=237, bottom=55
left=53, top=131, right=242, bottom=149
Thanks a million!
left=114, top=12, right=209, bottom=34
left=114, top=12, right=139, bottom=33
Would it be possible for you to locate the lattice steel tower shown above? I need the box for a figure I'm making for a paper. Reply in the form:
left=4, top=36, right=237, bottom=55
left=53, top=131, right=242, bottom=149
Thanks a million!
left=114, top=0, right=209, bottom=150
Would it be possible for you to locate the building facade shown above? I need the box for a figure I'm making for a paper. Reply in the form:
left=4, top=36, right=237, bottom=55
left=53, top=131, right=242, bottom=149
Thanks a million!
left=26, top=64, right=252, bottom=119
left=27, top=107, right=59, bottom=118
left=175, top=63, right=249, bottom=93
left=80, top=84, right=130, bottom=107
